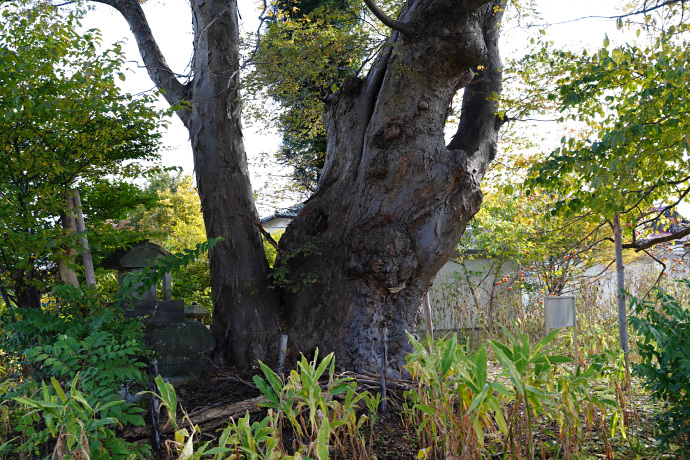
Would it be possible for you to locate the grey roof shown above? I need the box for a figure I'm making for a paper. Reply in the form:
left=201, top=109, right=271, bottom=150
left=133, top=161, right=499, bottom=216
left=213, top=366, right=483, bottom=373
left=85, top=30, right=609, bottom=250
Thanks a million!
left=101, top=240, right=172, bottom=269
left=260, top=203, right=304, bottom=223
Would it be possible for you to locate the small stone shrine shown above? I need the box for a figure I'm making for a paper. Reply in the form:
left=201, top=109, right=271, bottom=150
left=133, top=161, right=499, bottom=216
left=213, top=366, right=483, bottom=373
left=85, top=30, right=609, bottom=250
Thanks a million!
left=102, top=241, right=215, bottom=385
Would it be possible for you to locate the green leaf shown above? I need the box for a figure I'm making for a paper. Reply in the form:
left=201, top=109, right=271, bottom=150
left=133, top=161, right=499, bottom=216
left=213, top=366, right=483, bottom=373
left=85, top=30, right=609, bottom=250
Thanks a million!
left=316, top=417, right=330, bottom=460
left=253, top=376, right=279, bottom=406
left=475, top=346, right=487, bottom=387
left=467, top=383, right=489, bottom=414
left=315, top=352, right=333, bottom=381
left=439, top=334, right=457, bottom=378
left=51, top=377, right=67, bottom=403
left=258, top=360, right=283, bottom=395
left=413, top=404, right=437, bottom=416
left=534, top=328, right=561, bottom=354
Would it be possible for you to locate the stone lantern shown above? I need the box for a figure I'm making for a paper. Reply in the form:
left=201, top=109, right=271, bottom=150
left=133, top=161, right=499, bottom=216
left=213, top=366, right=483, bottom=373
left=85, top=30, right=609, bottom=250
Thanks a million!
left=102, top=241, right=215, bottom=385
left=185, top=301, right=211, bottom=322
left=101, top=241, right=181, bottom=323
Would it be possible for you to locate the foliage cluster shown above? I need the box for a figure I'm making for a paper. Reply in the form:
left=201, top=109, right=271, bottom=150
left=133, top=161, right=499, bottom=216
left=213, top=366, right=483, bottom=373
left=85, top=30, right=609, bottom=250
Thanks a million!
left=0, top=240, right=219, bottom=458
left=630, top=279, right=690, bottom=456
left=510, top=3, right=690, bottom=265
left=458, top=188, right=601, bottom=296
left=1, top=289, right=151, bottom=458
left=153, top=351, right=379, bottom=459
left=0, top=1, right=164, bottom=308
left=526, top=17, right=690, bottom=218
left=135, top=172, right=213, bottom=310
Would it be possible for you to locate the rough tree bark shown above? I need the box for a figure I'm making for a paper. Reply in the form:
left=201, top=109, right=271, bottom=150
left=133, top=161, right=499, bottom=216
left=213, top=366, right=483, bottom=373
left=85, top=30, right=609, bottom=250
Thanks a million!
left=91, top=0, right=505, bottom=371
left=93, top=0, right=281, bottom=367
left=279, top=0, right=506, bottom=370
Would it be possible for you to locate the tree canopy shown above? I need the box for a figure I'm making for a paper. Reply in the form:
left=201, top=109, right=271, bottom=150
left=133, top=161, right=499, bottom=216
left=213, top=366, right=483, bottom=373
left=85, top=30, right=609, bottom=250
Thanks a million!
left=0, top=1, right=163, bottom=308
left=522, top=3, right=690, bottom=243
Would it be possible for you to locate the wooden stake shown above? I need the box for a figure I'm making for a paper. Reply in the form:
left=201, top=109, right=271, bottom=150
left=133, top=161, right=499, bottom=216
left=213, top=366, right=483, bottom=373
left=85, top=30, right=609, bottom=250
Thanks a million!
left=613, top=212, right=631, bottom=386
left=379, top=327, right=388, bottom=414
left=58, top=191, right=79, bottom=287
left=149, top=360, right=161, bottom=452
left=277, top=334, right=288, bottom=376
left=423, top=291, right=434, bottom=350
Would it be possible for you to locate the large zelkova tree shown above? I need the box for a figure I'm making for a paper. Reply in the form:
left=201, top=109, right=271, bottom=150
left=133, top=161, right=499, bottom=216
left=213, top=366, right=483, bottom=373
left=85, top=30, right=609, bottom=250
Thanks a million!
left=0, top=2, right=161, bottom=309
left=90, top=0, right=506, bottom=370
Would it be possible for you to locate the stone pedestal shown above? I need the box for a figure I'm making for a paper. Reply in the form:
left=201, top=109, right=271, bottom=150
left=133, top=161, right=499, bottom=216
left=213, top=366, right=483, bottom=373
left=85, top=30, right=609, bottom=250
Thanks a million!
left=125, top=300, right=185, bottom=324
left=146, top=321, right=215, bottom=386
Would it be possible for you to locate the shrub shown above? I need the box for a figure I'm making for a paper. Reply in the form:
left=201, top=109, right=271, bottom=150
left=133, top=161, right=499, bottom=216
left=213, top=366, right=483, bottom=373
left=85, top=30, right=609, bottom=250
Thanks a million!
left=2, top=289, right=151, bottom=458
left=1, top=239, right=220, bottom=458
left=630, top=279, right=690, bottom=455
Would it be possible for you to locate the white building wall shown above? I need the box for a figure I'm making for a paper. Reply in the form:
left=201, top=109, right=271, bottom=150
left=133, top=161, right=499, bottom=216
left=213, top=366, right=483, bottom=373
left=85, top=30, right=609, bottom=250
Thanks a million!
left=428, top=257, right=518, bottom=330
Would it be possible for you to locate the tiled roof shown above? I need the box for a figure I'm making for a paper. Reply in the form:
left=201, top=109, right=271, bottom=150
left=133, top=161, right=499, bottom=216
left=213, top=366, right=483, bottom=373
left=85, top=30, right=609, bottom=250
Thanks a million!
left=640, top=206, right=690, bottom=246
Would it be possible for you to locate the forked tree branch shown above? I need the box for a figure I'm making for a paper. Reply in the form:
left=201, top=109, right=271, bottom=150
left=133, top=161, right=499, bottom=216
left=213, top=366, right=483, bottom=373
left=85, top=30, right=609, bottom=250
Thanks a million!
left=362, top=0, right=417, bottom=37
left=91, top=0, right=192, bottom=121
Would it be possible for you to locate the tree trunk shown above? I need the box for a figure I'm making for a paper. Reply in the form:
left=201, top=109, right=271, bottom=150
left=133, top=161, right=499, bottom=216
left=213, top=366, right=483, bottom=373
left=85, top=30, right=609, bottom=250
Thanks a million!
left=187, top=0, right=281, bottom=366
left=613, top=211, right=631, bottom=380
left=58, top=191, right=79, bottom=287
left=279, top=0, right=505, bottom=371
left=17, top=267, right=41, bottom=309
left=73, top=190, right=97, bottom=289
left=95, top=0, right=281, bottom=367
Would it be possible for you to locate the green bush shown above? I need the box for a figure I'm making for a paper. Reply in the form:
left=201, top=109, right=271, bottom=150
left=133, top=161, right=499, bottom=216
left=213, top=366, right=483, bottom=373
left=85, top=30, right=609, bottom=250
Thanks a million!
left=13, top=375, right=148, bottom=459
left=0, top=239, right=220, bottom=458
left=2, top=289, right=150, bottom=458
left=630, top=279, right=690, bottom=456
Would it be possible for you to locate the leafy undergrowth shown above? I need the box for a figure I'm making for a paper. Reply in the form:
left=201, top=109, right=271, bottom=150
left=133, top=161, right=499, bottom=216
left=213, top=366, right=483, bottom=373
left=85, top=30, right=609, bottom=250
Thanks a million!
left=136, top=358, right=668, bottom=460
left=131, top=341, right=674, bottom=460
left=2, top=343, right=671, bottom=459
left=5, top=277, right=689, bottom=459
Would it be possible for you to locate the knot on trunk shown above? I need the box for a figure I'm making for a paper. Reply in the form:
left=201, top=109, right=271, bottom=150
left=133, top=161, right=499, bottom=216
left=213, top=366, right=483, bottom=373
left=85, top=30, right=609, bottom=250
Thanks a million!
left=346, top=219, right=418, bottom=293
left=373, top=118, right=408, bottom=148
left=414, top=7, right=490, bottom=78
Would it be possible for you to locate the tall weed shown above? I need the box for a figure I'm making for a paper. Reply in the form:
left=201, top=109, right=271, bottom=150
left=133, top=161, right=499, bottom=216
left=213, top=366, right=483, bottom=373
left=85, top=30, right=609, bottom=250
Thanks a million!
left=404, top=327, right=626, bottom=459
left=404, top=333, right=508, bottom=460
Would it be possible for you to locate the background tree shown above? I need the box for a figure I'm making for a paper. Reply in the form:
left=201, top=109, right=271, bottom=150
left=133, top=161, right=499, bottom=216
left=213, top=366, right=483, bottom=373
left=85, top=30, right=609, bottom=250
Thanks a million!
left=0, top=2, right=162, bottom=309
left=521, top=2, right=690, bottom=374
left=136, top=172, right=213, bottom=310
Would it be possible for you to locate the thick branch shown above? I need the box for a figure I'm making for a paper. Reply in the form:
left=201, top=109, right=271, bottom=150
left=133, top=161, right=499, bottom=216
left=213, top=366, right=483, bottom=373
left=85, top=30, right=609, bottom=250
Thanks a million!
left=362, top=0, right=417, bottom=37
left=253, top=218, right=278, bottom=250
left=91, top=0, right=191, bottom=121
left=448, top=0, right=505, bottom=172
left=624, top=226, right=690, bottom=251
